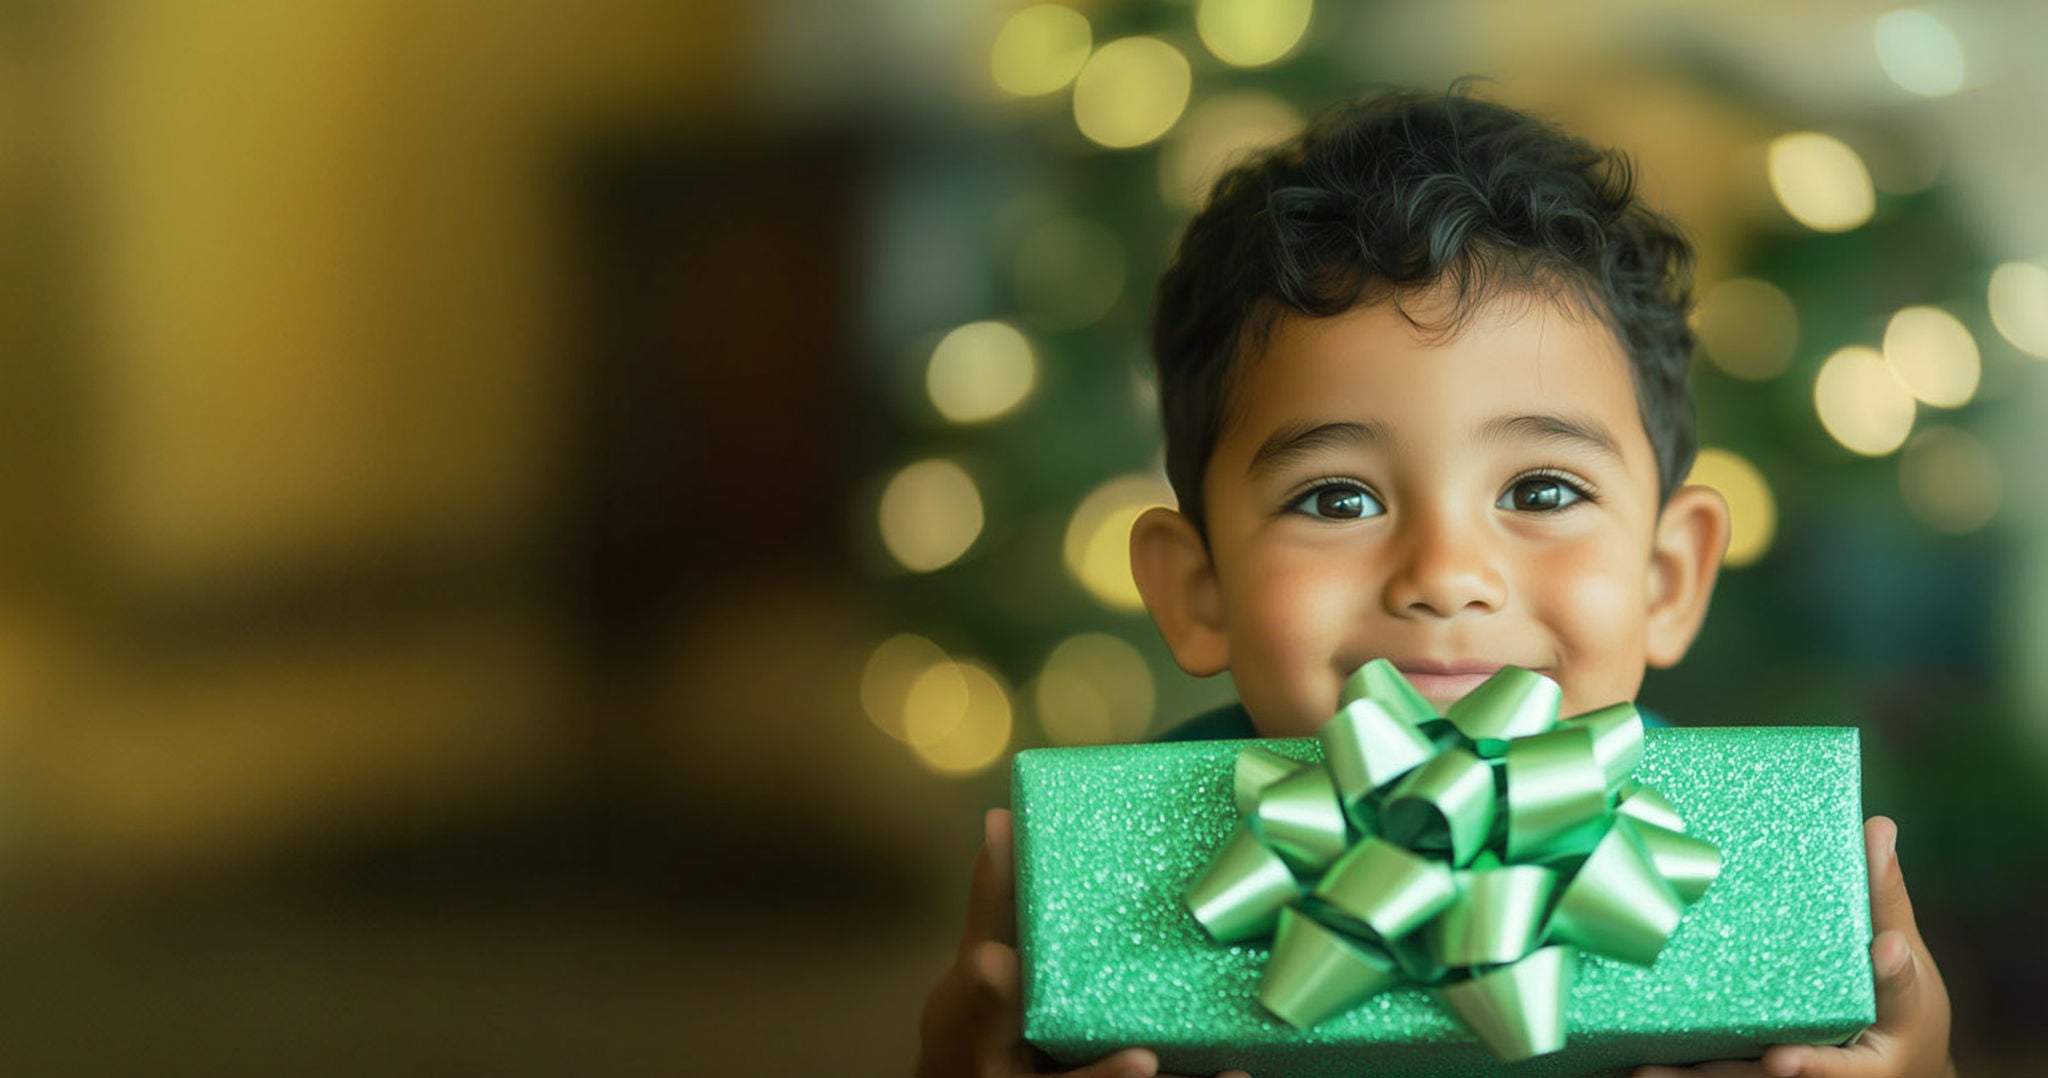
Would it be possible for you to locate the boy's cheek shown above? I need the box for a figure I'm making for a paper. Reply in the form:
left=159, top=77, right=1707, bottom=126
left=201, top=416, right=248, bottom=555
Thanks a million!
left=1224, top=567, right=1361, bottom=734
left=1539, top=560, right=1650, bottom=711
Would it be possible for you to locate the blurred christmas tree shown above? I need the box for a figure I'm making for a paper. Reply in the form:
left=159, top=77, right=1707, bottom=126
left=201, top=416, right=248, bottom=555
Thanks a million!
left=857, top=0, right=2043, bottom=803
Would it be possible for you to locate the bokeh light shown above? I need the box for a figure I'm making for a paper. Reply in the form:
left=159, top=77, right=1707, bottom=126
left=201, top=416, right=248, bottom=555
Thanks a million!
left=906, top=660, right=1013, bottom=775
left=878, top=459, right=984, bottom=572
left=1034, top=633, right=1156, bottom=745
left=859, top=633, right=950, bottom=742
left=1693, top=278, right=1799, bottom=381
left=1013, top=217, right=1124, bottom=329
left=927, top=321, right=1037, bottom=424
left=1814, top=345, right=1916, bottom=456
left=1988, top=261, right=2048, bottom=358
left=1882, top=305, right=1979, bottom=408
left=1874, top=9, right=1966, bottom=98
left=1768, top=133, right=1876, bottom=233
left=1899, top=427, right=2001, bottom=534
left=1685, top=448, right=1777, bottom=568
left=1195, top=0, right=1314, bottom=69
left=1160, top=91, right=1305, bottom=209
left=900, top=656, right=969, bottom=748
left=1063, top=474, right=1175, bottom=611
left=1071, top=37, right=1191, bottom=149
left=989, top=4, right=1093, bottom=97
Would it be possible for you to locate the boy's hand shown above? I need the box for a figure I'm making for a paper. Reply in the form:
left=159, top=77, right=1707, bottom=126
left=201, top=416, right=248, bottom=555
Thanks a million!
left=1633, top=816, right=1956, bottom=1078
left=915, top=808, right=1250, bottom=1078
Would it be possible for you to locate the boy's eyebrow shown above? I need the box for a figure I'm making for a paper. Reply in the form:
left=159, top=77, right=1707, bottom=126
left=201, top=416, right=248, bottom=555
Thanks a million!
left=1245, top=413, right=1622, bottom=478
left=1477, top=413, right=1624, bottom=461
left=1246, top=419, right=1390, bottom=478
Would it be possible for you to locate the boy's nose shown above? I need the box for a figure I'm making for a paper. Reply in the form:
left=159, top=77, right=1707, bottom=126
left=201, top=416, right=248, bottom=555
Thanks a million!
left=1380, top=510, right=1507, bottom=619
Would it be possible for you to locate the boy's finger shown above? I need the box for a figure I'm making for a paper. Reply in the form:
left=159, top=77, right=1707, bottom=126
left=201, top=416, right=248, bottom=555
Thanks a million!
left=1863, top=817, right=1920, bottom=941
left=1868, top=928, right=1919, bottom=1031
left=1633, top=1062, right=1771, bottom=1077
left=1053, top=1047, right=1159, bottom=1078
left=955, top=940, right=1030, bottom=1074
left=962, top=808, right=1019, bottom=950
left=1758, top=1043, right=1894, bottom=1078
left=917, top=941, right=1022, bottom=1078
left=966, top=939, right=1022, bottom=1011
left=1753, top=938, right=1917, bottom=1077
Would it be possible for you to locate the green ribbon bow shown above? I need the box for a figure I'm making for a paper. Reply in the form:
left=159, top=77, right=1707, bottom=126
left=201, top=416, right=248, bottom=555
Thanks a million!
left=1183, top=661, right=1722, bottom=1062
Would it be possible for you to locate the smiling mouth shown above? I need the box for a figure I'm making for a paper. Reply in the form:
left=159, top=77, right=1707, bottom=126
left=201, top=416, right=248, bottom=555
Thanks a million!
left=1386, top=661, right=1548, bottom=709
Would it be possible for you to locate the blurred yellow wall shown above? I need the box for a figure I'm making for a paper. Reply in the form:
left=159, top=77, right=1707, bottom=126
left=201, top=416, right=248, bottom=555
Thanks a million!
left=3, top=0, right=746, bottom=885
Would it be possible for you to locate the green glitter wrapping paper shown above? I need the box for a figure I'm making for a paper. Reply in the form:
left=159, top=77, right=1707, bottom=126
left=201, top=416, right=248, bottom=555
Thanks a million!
left=1013, top=728, right=1874, bottom=1077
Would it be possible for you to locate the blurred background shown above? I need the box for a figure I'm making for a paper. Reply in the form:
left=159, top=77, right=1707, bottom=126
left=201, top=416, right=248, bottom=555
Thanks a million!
left=0, top=0, right=2043, bottom=1072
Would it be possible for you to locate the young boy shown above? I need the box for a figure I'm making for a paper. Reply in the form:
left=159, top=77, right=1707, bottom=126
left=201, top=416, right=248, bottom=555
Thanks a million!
left=916, top=90, right=1955, bottom=1078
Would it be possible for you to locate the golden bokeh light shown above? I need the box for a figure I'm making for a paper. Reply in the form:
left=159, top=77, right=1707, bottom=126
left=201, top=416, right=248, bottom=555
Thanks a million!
left=1988, top=261, right=2048, bottom=359
left=1685, top=448, right=1777, bottom=568
left=1063, top=474, right=1175, bottom=611
left=1767, top=133, right=1876, bottom=233
left=1034, top=633, right=1156, bottom=746
left=1071, top=37, right=1191, bottom=150
left=1899, top=427, right=2001, bottom=534
left=860, top=633, right=950, bottom=742
left=907, top=660, right=1014, bottom=776
left=1160, top=91, right=1305, bottom=209
left=1195, top=0, right=1313, bottom=68
left=901, top=658, right=970, bottom=747
left=927, top=321, right=1037, bottom=424
left=878, top=459, right=984, bottom=572
left=990, top=4, right=1093, bottom=97
left=1693, top=278, right=1799, bottom=381
left=1014, top=217, right=1124, bottom=329
left=1874, top=9, right=1966, bottom=98
left=1882, top=305, right=1979, bottom=408
left=1815, top=345, right=1916, bottom=456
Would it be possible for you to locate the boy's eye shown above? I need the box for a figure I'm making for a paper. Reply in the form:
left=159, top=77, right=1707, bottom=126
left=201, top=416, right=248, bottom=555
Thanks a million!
left=1498, top=476, right=1587, bottom=512
left=1288, top=482, right=1385, bottom=520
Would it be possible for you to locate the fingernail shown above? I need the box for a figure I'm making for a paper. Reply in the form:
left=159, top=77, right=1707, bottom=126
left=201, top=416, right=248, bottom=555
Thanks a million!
left=1766, top=1048, right=1806, bottom=1076
left=1880, top=935, right=1911, bottom=977
left=983, top=808, right=998, bottom=849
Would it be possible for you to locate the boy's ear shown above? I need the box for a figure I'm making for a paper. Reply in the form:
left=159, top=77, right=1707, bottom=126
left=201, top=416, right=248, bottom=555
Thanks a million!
left=1644, top=484, right=1732, bottom=668
left=1129, top=506, right=1231, bottom=677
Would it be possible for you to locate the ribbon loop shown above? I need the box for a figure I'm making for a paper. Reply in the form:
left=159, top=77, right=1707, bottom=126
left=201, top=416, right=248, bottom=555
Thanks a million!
left=1560, top=702, right=1646, bottom=793
left=1310, top=837, right=1457, bottom=941
left=1185, top=663, right=1718, bottom=1062
left=1340, top=658, right=1438, bottom=728
left=1615, top=780, right=1687, bottom=833
left=1430, top=864, right=1556, bottom=967
left=1380, top=747, right=1496, bottom=867
left=1436, top=946, right=1578, bottom=1062
left=1260, top=908, right=1404, bottom=1029
left=1253, top=764, right=1349, bottom=874
left=1445, top=666, right=1562, bottom=751
left=1186, top=823, right=1302, bottom=942
left=1631, top=820, right=1723, bottom=903
left=1234, top=745, right=1305, bottom=816
left=1504, top=726, right=1610, bottom=862
left=1322, top=697, right=1434, bottom=808
left=1547, top=820, right=1685, bottom=966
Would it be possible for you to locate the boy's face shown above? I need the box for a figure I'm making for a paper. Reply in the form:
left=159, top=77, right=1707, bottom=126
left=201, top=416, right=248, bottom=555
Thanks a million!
left=1140, top=289, right=1725, bottom=737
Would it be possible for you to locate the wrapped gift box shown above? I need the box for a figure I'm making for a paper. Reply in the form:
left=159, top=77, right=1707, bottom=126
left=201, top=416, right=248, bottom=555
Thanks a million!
left=1013, top=727, right=1874, bottom=1077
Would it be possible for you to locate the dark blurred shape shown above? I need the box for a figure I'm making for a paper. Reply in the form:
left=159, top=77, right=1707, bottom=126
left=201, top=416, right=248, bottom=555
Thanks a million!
left=568, top=129, right=867, bottom=655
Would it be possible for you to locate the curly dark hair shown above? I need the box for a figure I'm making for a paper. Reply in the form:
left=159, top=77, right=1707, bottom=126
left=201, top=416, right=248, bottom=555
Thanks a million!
left=1151, top=88, right=1698, bottom=540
